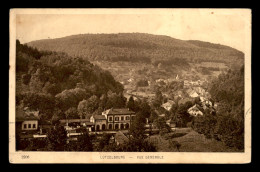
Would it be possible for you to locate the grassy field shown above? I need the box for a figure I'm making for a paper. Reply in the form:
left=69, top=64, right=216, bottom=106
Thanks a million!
left=147, top=129, right=241, bottom=152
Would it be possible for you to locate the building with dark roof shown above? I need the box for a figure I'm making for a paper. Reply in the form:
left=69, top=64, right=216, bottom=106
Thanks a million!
left=102, top=108, right=136, bottom=130
left=90, top=115, right=107, bottom=131
left=16, top=107, right=39, bottom=132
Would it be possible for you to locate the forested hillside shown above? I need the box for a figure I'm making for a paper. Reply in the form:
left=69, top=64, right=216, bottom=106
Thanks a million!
left=192, top=65, right=244, bottom=150
left=16, top=40, right=124, bottom=121
left=27, top=33, right=244, bottom=65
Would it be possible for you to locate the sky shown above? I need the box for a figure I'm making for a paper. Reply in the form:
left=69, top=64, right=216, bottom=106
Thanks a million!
left=16, top=9, right=251, bottom=52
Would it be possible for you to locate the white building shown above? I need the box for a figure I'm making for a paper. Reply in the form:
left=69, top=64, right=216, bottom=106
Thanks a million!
left=187, top=105, right=203, bottom=117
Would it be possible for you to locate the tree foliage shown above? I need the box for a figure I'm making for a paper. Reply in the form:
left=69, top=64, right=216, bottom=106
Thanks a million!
left=47, top=125, right=67, bottom=151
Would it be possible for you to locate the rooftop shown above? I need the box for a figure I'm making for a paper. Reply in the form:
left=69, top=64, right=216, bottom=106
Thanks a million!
left=178, top=98, right=191, bottom=105
left=93, top=115, right=107, bottom=120
left=60, top=119, right=91, bottom=123
left=105, top=108, right=135, bottom=115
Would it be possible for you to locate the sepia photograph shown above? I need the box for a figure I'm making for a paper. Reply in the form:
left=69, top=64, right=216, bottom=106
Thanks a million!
left=9, top=8, right=251, bottom=163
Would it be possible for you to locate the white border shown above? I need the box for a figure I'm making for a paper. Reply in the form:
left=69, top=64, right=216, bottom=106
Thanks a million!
left=9, top=8, right=251, bottom=164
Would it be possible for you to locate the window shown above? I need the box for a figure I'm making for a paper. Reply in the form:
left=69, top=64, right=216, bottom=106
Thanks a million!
left=120, top=124, right=124, bottom=129
left=109, top=124, right=113, bottom=130
left=126, top=116, right=130, bottom=120
left=33, top=124, right=36, bottom=128
left=28, top=124, right=31, bottom=128
left=115, top=124, right=119, bottom=129
left=109, top=117, right=113, bottom=122
left=24, top=124, right=27, bottom=129
left=115, top=117, right=119, bottom=121
left=131, top=116, right=135, bottom=120
left=121, top=116, right=124, bottom=121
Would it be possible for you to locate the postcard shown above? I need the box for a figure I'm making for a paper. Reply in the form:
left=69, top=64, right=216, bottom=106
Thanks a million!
left=9, top=8, right=251, bottom=164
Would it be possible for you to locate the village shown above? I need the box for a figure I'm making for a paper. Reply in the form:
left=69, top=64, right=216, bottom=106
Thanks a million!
left=16, top=72, right=218, bottom=151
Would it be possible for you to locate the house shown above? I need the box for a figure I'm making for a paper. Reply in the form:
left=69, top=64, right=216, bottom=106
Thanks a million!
left=178, top=98, right=191, bottom=105
left=114, top=131, right=129, bottom=145
left=90, top=115, right=107, bottom=131
left=161, top=100, right=176, bottom=111
left=193, top=87, right=206, bottom=95
left=102, top=108, right=136, bottom=130
left=186, top=89, right=199, bottom=98
left=187, top=104, right=203, bottom=117
left=16, top=107, right=39, bottom=132
left=200, top=96, right=206, bottom=102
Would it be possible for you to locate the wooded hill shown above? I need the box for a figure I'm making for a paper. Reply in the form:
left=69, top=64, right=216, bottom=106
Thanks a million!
left=27, top=33, right=244, bottom=66
left=16, top=40, right=124, bottom=121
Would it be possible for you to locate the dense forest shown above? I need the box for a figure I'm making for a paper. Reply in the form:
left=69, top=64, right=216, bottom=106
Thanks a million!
left=16, top=40, right=125, bottom=122
left=27, top=33, right=244, bottom=65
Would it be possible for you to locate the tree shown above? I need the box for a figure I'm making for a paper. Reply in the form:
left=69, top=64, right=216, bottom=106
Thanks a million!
left=98, top=133, right=113, bottom=151
left=176, top=101, right=193, bottom=127
left=21, top=74, right=31, bottom=85
left=22, top=92, right=56, bottom=120
left=152, top=90, right=163, bottom=109
left=170, top=103, right=178, bottom=119
left=106, top=92, right=126, bottom=109
left=47, top=125, right=67, bottom=151
left=76, top=129, right=93, bottom=151
left=65, top=107, right=79, bottom=119
left=155, top=117, right=167, bottom=130
left=139, top=99, right=151, bottom=118
left=86, top=95, right=100, bottom=113
left=130, top=112, right=146, bottom=140
left=55, top=88, right=88, bottom=111
left=149, top=110, right=158, bottom=123
left=126, top=96, right=135, bottom=111
left=78, top=99, right=88, bottom=119
left=43, top=82, right=61, bottom=96
left=99, top=93, right=108, bottom=110
left=155, top=90, right=163, bottom=104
